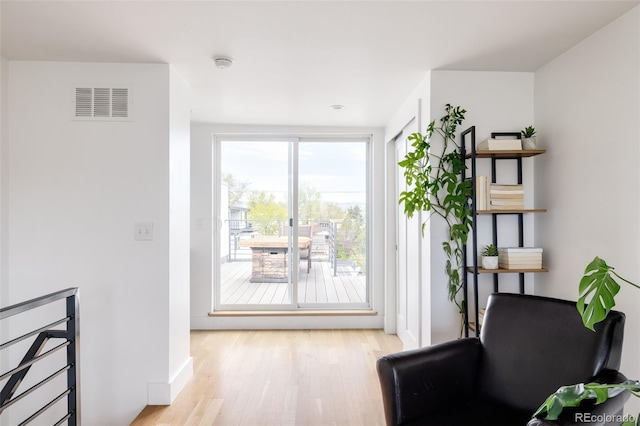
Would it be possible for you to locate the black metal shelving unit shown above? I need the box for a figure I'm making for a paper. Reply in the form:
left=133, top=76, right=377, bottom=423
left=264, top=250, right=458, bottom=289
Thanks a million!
left=460, top=127, right=547, bottom=337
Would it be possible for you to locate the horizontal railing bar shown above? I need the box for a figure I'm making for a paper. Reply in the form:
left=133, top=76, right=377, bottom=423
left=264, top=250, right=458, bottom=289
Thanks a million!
left=0, top=364, right=70, bottom=413
left=53, top=412, right=72, bottom=426
left=0, top=288, right=78, bottom=320
left=0, top=318, right=70, bottom=351
left=18, top=388, right=71, bottom=426
left=0, top=341, right=70, bottom=382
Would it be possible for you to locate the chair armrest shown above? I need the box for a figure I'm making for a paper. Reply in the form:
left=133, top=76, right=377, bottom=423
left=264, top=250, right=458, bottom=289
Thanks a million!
left=376, top=338, right=482, bottom=426
left=528, top=372, right=631, bottom=426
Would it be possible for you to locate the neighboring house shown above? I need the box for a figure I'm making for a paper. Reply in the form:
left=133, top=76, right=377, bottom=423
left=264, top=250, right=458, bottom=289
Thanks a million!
left=229, top=203, right=250, bottom=231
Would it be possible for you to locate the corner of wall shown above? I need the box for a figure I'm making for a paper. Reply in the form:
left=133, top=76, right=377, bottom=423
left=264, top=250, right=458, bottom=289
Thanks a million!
left=148, top=357, right=194, bottom=405
left=0, top=56, right=8, bottom=309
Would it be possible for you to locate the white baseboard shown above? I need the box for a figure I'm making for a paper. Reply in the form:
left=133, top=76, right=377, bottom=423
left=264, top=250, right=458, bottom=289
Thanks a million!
left=147, top=357, right=194, bottom=405
left=191, top=313, right=384, bottom=330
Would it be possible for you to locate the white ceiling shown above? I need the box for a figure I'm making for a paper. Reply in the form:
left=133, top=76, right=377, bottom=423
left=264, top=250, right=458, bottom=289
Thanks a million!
left=1, top=1, right=638, bottom=127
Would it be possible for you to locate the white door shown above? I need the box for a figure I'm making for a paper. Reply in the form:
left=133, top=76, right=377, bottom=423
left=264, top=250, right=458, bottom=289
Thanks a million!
left=395, top=120, right=421, bottom=349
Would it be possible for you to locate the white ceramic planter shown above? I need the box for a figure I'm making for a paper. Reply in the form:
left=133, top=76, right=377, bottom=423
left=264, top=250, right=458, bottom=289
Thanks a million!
left=482, top=256, right=499, bottom=269
left=522, top=137, right=537, bottom=149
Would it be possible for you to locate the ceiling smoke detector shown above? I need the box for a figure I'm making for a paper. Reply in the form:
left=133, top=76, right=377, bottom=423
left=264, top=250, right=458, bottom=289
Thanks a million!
left=213, top=57, right=233, bottom=70
left=330, top=104, right=345, bottom=110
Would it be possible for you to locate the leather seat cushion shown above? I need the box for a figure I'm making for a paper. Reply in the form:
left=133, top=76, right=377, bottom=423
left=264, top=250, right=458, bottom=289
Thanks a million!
left=402, top=398, right=533, bottom=426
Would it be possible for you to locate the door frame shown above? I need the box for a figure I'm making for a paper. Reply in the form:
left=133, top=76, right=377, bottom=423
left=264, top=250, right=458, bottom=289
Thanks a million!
left=212, top=134, right=372, bottom=312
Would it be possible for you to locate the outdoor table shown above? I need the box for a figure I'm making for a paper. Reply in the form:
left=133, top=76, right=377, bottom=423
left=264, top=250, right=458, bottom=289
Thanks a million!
left=239, top=236, right=311, bottom=282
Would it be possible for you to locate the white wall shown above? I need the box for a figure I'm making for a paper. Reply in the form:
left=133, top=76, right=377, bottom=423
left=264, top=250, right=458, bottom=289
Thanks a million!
left=163, top=68, right=193, bottom=403
left=534, top=5, right=640, bottom=414
left=429, top=71, right=535, bottom=342
left=3, top=61, right=191, bottom=424
left=190, top=123, right=386, bottom=329
left=384, top=73, right=432, bottom=345
left=0, top=56, right=6, bottom=310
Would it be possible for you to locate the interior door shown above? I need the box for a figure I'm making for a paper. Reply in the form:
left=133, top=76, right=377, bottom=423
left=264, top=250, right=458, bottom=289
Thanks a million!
left=395, top=121, right=421, bottom=349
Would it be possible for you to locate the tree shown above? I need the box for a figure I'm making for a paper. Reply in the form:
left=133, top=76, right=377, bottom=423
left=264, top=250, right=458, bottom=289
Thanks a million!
left=321, top=202, right=345, bottom=221
left=298, top=185, right=322, bottom=223
left=337, top=205, right=366, bottom=269
left=247, top=191, right=288, bottom=235
left=223, top=173, right=250, bottom=207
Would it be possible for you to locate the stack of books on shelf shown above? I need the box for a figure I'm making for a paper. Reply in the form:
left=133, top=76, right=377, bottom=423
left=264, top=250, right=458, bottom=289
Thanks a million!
left=475, top=177, right=524, bottom=211
left=490, top=184, right=524, bottom=210
left=477, top=138, right=522, bottom=150
left=498, top=247, right=543, bottom=270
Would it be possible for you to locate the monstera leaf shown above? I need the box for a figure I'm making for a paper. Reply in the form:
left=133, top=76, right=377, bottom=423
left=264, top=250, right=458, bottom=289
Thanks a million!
left=577, top=257, right=640, bottom=331
left=533, top=381, right=640, bottom=421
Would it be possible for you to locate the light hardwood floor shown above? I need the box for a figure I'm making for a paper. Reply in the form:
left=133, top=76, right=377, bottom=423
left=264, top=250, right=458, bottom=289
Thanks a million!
left=131, top=329, right=402, bottom=426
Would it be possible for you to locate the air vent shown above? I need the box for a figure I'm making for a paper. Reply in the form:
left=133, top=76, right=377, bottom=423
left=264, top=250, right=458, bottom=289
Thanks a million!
left=73, top=87, right=131, bottom=121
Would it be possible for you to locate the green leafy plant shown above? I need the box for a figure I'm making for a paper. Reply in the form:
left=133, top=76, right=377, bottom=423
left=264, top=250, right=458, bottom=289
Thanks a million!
left=533, top=381, right=640, bottom=421
left=398, top=104, right=472, bottom=312
left=577, top=257, right=640, bottom=330
left=481, top=244, right=499, bottom=257
left=533, top=256, right=640, bottom=422
left=521, top=125, right=536, bottom=138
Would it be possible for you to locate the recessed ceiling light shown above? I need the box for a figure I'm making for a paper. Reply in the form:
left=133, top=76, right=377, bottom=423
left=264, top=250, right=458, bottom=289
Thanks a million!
left=330, top=104, right=345, bottom=110
left=213, top=56, right=233, bottom=70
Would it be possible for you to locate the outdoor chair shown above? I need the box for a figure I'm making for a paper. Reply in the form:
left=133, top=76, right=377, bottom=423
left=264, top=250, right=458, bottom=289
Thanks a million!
left=280, top=224, right=313, bottom=273
left=376, top=293, right=629, bottom=426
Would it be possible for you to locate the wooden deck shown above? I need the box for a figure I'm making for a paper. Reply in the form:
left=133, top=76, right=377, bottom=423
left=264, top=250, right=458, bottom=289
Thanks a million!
left=220, top=260, right=367, bottom=305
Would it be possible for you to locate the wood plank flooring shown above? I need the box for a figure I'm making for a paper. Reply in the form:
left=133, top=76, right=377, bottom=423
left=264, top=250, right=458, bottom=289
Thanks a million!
left=220, top=261, right=366, bottom=305
left=131, top=329, right=402, bottom=426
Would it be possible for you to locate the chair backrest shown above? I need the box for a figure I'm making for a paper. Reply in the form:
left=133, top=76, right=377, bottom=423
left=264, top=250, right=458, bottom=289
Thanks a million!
left=280, top=225, right=312, bottom=238
left=478, top=293, right=625, bottom=413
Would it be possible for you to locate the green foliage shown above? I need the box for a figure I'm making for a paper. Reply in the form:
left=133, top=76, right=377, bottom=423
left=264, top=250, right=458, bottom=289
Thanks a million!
left=223, top=173, right=250, bottom=207
left=532, top=256, right=640, bottom=421
left=398, top=104, right=471, bottom=311
left=299, top=185, right=322, bottom=222
left=321, top=202, right=346, bottom=221
left=337, top=206, right=366, bottom=268
left=533, top=381, right=640, bottom=421
left=481, top=244, right=498, bottom=257
left=521, top=125, right=536, bottom=138
left=247, top=191, right=288, bottom=235
left=577, top=256, right=640, bottom=331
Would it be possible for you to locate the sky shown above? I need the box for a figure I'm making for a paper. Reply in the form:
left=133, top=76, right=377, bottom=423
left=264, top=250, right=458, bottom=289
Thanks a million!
left=221, top=140, right=367, bottom=207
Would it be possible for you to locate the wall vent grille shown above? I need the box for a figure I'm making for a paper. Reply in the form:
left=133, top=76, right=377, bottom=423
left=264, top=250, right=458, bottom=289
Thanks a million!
left=73, top=87, right=131, bottom=121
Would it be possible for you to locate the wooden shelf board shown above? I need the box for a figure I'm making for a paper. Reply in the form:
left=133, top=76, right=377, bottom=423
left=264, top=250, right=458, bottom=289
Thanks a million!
left=477, top=208, right=547, bottom=214
left=466, top=267, right=549, bottom=274
left=468, top=322, right=481, bottom=332
left=466, top=149, right=546, bottom=159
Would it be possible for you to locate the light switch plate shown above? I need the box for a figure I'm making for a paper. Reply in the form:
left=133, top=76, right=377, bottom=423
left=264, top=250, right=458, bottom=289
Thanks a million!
left=134, top=222, right=153, bottom=241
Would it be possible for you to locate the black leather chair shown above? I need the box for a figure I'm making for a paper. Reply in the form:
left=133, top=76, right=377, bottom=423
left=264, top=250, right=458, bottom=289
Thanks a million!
left=377, top=293, right=629, bottom=426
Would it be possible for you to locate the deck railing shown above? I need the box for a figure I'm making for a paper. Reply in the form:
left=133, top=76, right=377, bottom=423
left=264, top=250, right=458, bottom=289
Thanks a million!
left=225, top=219, right=366, bottom=277
left=0, top=288, right=80, bottom=425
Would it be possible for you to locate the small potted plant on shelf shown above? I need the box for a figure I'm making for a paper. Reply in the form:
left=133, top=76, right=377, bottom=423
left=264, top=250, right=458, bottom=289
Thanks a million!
left=521, top=125, right=537, bottom=149
left=481, top=244, right=499, bottom=269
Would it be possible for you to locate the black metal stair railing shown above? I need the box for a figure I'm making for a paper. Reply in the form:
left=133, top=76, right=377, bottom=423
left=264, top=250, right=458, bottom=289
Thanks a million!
left=0, top=288, right=80, bottom=425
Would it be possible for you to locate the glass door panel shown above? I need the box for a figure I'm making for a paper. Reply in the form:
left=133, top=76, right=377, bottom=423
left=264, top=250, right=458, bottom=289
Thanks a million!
left=297, top=141, right=368, bottom=306
left=218, top=140, right=293, bottom=308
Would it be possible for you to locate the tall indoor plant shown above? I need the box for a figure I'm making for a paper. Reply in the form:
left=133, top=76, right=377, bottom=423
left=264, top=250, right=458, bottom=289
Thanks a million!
left=534, top=257, right=640, bottom=424
left=398, top=104, right=472, bottom=313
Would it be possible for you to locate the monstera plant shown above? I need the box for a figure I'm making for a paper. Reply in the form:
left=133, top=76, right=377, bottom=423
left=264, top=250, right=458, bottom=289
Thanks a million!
left=534, top=257, right=640, bottom=424
left=398, top=104, right=472, bottom=313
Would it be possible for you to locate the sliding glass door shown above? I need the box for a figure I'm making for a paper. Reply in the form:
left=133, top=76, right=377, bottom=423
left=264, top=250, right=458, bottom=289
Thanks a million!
left=297, top=141, right=368, bottom=307
left=214, top=136, right=369, bottom=311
